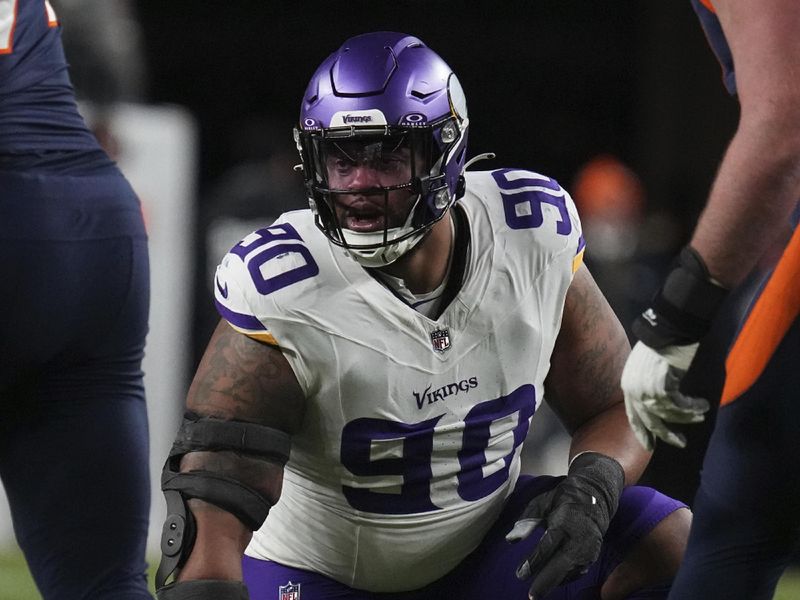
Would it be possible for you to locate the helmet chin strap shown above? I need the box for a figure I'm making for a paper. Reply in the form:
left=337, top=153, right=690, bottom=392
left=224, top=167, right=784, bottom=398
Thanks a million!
left=341, top=227, right=428, bottom=268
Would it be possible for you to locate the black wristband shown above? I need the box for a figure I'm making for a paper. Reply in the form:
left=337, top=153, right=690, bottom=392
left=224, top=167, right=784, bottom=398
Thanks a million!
left=568, top=452, right=625, bottom=520
left=632, top=246, right=729, bottom=349
left=157, top=580, right=249, bottom=600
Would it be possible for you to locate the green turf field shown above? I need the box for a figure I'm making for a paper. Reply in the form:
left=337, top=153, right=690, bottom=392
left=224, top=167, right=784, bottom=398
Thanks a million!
left=2, top=547, right=800, bottom=599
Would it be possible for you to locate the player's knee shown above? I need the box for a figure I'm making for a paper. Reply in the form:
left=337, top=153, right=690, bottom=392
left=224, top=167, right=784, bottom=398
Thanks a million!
left=601, top=507, right=692, bottom=600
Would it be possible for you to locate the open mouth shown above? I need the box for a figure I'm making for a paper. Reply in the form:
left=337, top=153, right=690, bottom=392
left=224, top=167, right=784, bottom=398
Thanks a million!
left=337, top=201, right=387, bottom=232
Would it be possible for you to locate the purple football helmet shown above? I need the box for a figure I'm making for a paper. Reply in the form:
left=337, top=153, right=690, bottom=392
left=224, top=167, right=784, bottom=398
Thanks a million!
left=294, top=32, right=469, bottom=267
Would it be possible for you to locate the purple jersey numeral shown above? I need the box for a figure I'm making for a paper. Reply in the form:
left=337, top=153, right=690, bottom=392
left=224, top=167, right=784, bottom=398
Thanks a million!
left=492, top=168, right=572, bottom=235
left=231, top=223, right=320, bottom=295
left=457, top=384, right=536, bottom=501
left=247, top=244, right=319, bottom=295
left=340, top=416, right=443, bottom=514
left=230, top=223, right=302, bottom=259
left=339, top=385, right=536, bottom=514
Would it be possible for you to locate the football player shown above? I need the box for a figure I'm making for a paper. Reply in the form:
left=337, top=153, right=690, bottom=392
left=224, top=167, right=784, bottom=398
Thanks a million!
left=0, top=0, right=151, bottom=598
left=155, top=32, right=690, bottom=600
left=622, top=0, right=800, bottom=598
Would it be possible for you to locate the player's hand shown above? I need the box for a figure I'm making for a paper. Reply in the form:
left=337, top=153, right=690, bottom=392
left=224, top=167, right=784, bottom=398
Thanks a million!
left=621, top=341, right=710, bottom=451
left=506, top=453, right=624, bottom=600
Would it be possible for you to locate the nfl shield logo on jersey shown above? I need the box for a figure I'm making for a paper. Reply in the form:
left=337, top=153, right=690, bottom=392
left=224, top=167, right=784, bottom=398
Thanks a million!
left=430, top=328, right=451, bottom=353
left=279, top=581, right=300, bottom=600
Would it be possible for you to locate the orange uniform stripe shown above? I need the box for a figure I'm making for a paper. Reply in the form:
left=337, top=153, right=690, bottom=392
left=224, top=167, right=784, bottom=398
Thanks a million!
left=45, top=0, right=58, bottom=27
left=721, top=226, right=800, bottom=405
left=0, top=0, right=19, bottom=55
left=699, top=0, right=716, bottom=13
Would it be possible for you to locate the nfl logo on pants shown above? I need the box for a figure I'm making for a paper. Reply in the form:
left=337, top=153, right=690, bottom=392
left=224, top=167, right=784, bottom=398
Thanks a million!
left=279, top=581, right=300, bottom=600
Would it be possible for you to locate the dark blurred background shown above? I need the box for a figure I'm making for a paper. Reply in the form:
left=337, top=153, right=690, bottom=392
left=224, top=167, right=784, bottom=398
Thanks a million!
left=134, top=1, right=735, bottom=207
left=129, top=0, right=739, bottom=352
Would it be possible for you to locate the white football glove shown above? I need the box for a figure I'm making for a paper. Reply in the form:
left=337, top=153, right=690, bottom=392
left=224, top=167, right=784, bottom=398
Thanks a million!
left=621, top=341, right=710, bottom=451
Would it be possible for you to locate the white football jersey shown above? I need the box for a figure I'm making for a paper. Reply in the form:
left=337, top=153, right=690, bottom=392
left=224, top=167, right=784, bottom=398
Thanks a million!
left=213, top=169, right=585, bottom=592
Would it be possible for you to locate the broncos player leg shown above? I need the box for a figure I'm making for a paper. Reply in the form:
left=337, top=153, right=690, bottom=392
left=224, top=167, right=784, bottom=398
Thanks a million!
left=0, top=162, right=151, bottom=598
left=619, top=0, right=800, bottom=597
left=0, top=1, right=151, bottom=597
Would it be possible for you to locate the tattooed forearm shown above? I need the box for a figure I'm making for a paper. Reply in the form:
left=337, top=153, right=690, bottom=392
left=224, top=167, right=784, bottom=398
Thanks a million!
left=186, top=321, right=306, bottom=431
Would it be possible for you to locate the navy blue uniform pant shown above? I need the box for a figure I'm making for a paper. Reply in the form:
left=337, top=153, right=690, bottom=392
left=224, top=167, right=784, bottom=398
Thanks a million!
left=0, top=152, right=152, bottom=599
left=669, top=225, right=800, bottom=599
left=668, top=319, right=800, bottom=599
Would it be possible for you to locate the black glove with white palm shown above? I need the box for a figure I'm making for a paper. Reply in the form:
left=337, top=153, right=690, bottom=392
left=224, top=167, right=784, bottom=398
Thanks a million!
left=621, top=246, right=728, bottom=450
left=506, top=452, right=625, bottom=599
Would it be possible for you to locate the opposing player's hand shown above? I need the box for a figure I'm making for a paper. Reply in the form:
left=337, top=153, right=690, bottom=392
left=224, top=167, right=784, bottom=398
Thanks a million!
left=621, top=341, right=709, bottom=451
left=506, top=453, right=624, bottom=600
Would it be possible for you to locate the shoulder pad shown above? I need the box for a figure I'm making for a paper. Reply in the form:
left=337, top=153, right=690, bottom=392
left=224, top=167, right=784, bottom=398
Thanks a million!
left=464, top=169, right=585, bottom=274
left=212, top=210, right=350, bottom=345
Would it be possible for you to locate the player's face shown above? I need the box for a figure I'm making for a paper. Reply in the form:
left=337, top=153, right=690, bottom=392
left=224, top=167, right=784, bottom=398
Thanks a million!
left=324, top=139, right=417, bottom=233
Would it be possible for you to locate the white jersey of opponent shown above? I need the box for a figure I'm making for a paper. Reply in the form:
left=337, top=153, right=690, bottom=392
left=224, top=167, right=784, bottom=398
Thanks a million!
left=213, top=169, right=585, bottom=592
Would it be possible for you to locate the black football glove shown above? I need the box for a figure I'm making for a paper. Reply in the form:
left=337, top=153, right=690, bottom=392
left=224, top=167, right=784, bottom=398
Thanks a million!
left=506, top=452, right=625, bottom=599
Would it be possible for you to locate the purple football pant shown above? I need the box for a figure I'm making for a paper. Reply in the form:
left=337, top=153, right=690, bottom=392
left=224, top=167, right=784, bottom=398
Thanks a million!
left=243, top=475, right=685, bottom=599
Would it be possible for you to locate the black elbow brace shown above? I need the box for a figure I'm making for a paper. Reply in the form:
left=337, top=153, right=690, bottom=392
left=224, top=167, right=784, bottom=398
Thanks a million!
left=156, top=413, right=291, bottom=589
